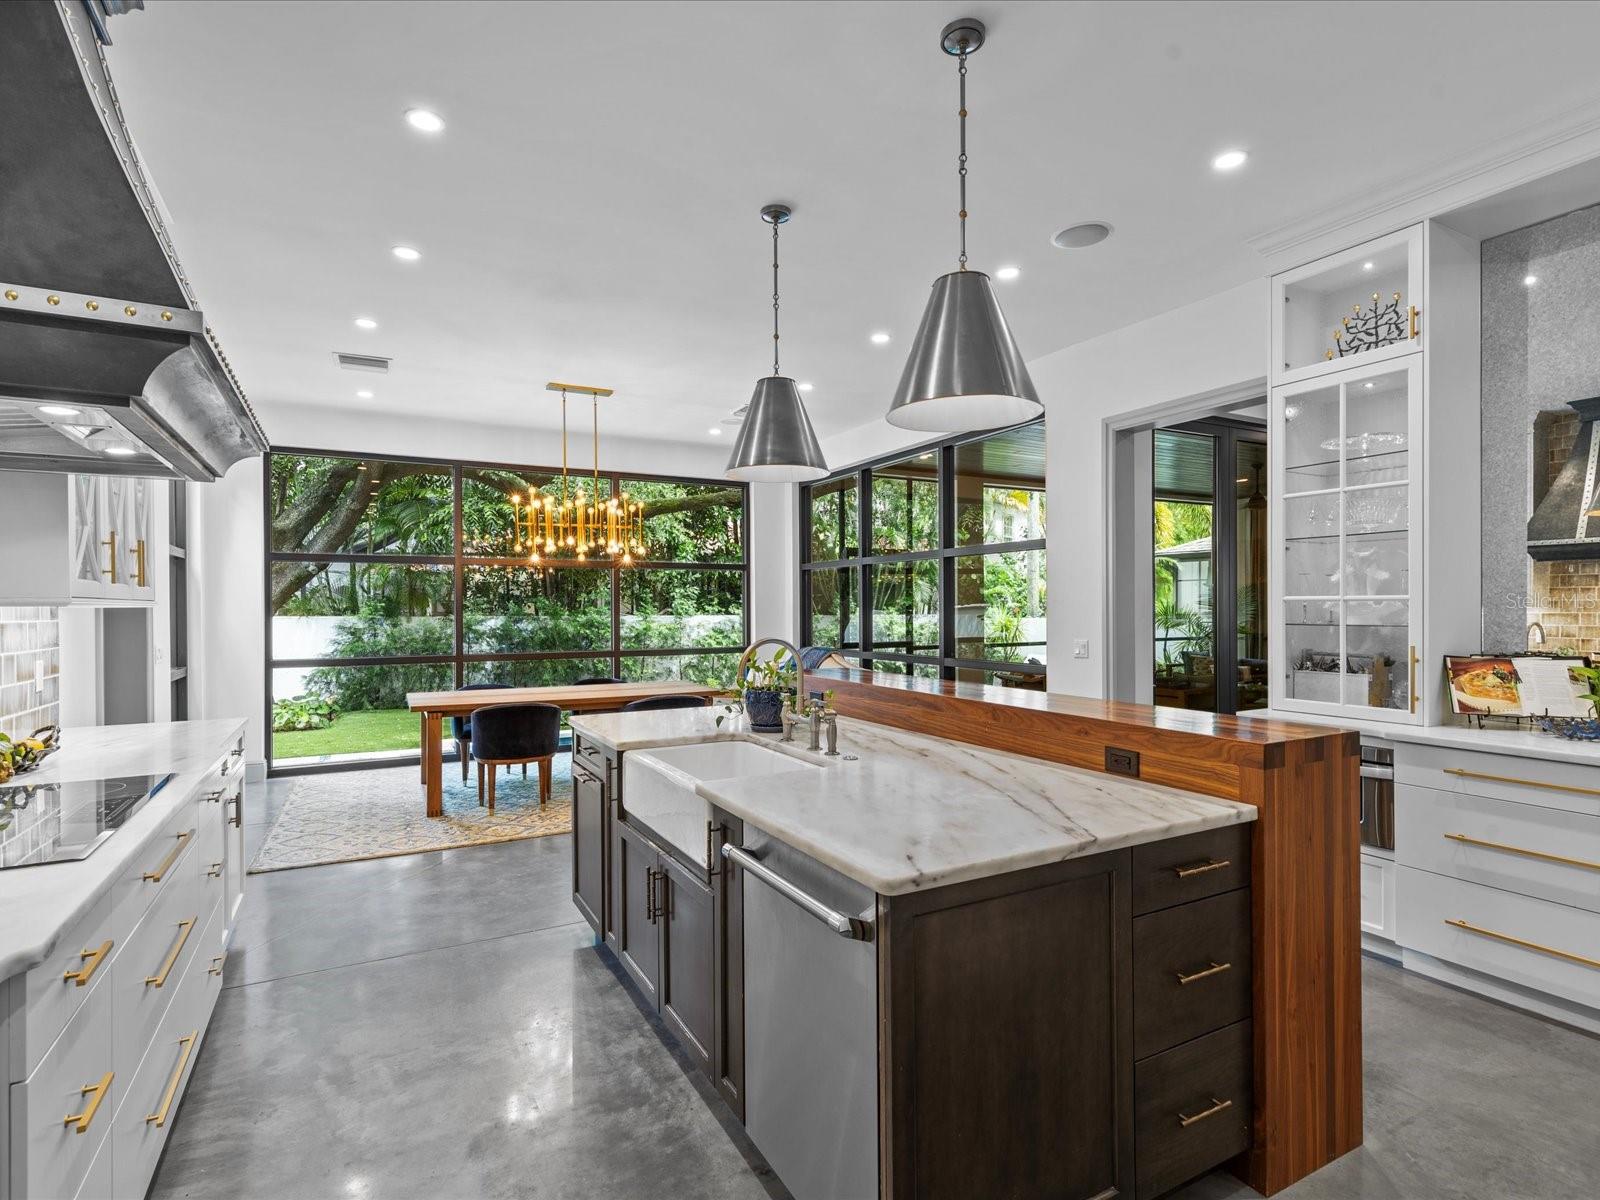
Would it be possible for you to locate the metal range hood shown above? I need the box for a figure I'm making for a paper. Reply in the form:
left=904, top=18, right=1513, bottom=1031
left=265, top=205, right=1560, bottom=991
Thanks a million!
left=1528, top=396, right=1600, bottom=561
left=0, top=2, right=266, bottom=481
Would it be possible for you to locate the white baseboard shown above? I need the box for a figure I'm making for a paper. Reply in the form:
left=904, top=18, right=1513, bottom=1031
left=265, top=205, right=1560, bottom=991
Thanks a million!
left=1401, top=948, right=1600, bottom=1037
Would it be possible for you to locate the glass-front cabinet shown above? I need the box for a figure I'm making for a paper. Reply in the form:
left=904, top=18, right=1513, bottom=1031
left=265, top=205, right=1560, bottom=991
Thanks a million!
left=1272, top=356, right=1422, bottom=722
left=1273, top=226, right=1423, bottom=383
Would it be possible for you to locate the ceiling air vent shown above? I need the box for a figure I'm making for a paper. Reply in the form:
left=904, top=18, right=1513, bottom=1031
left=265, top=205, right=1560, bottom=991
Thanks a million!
left=334, top=352, right=391, bottom=373
left=721, top=404, right=748, bottom=427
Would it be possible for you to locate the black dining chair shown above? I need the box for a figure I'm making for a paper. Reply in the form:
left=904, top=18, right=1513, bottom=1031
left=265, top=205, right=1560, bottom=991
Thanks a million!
left=572, top=675, right=624, bottom=686
left=470, top=703, right=562, bottom=811
left=453, top=681, right=512, bottom=782
left=621, top=694, right=710, bottom=712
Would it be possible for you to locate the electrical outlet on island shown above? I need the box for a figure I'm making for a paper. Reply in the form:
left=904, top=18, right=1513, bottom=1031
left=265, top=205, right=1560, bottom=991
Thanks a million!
left=1105, top=746, right=1139, bottom=777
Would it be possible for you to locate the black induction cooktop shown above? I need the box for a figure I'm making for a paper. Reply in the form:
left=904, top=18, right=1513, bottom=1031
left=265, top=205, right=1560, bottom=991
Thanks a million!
left=0, top=773, right=174, bottom=868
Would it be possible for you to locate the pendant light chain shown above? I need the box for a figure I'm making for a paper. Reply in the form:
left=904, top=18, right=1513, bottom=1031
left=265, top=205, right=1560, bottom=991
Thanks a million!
left=771, top=216, right=782, bottom=376
left=957, top=48, right=969, bottom=271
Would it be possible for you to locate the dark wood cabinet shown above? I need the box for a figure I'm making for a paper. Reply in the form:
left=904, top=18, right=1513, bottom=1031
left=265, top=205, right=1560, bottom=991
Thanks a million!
left=614, top=818, right=661, bottom=1007
left=570, top=755, right=606, bottom=937
left=1133, top=888, right=1253, bottom=1059
left=658, top=851, right=714, bottom=1075
left=709, top=811, right=744, bottom=1119
left=1134, top=1019, right=1253, bottom=1199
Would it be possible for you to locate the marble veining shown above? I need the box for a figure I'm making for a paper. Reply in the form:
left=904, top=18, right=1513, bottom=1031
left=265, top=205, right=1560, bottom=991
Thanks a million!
left=0, top=719, right=245, bottom=980
left=572, top=709, right=1256, bottom=896
left=1245, top=707, right=1600, bottom=766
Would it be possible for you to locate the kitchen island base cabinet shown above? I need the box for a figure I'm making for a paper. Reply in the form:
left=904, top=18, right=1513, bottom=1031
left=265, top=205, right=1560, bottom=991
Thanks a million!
left=570, top=756, right=607, bottom=937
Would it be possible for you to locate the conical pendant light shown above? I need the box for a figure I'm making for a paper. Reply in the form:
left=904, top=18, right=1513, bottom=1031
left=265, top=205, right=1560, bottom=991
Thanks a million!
left=886, top=17, right=1042, bottom=434
left=726, top=204, right=828, bottom=482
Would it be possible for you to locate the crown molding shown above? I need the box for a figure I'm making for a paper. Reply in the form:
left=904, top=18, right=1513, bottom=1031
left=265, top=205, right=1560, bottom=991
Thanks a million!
left=1248, top=96, right=1600, bottom=268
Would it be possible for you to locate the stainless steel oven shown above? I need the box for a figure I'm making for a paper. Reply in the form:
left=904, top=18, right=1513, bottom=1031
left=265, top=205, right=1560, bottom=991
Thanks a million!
left=1359, top=744, right=1394, bottom=851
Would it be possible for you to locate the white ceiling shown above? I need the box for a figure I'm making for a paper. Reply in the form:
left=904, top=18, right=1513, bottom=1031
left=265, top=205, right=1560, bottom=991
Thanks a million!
left=104, top=0, right=1600, bottom=447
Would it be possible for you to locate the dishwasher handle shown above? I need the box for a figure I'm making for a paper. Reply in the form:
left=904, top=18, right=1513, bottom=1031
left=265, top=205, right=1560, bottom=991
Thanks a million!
left=1360, top=763, right=1394, bottom=781
left=722, top=843, right=874, bottom=942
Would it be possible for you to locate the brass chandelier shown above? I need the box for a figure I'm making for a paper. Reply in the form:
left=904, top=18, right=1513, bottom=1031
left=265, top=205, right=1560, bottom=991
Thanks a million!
left=509, top=383, right=647, bottom=566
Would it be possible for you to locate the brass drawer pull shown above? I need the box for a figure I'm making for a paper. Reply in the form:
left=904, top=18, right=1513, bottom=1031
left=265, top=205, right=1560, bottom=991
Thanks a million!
left=143, top=829, right=195, bottom=882
left=63, top=1071, right=113, bottom=1134
left=145, top=918, right=197, bottom=988
left=1178, top=1097, right=1233, bottom=1128
left=208, top=954, right=225, bottom=977
left=1443, top=767, right=1600, bottom=800
left=101, top=530, right=119, bottom=584
left=203, top=788, right=226, bottom=803
left=1445, top=918, right=1600, bottom=971
left=1408, top=304, right=1420, bottom=340
left=1443, top=832, right=1600, bottom=873
left=1173, top=858, right=1231, bottom=879
left=145, top=1033, right=197, bottom=1128
left=63, top=939, right=113, bottom=987
left=207, top=861, right=223, bottom=879
left=1176, top=960, right=1233, bottom=986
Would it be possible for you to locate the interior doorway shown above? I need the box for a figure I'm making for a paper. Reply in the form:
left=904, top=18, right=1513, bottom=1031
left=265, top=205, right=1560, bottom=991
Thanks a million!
left=1150, top=419, right=1267, bottom=714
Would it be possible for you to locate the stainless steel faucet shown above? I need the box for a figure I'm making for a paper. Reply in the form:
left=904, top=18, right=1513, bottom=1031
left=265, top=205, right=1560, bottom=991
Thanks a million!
left=1527, top=621, right=1547, bottom=648
left=807, top=700, right=824, bottom=752
left=736, top=636, right=808, bottom=711
left=823, top=711, right=839, bottom=757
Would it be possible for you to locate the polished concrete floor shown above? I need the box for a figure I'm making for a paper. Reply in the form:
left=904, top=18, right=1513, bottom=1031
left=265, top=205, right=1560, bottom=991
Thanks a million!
left=148, top=777, right=1600, bottom=1200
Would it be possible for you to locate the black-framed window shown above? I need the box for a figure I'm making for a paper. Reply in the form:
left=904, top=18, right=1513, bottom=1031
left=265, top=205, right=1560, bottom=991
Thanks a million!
left=800, top=421, right=1045, bottom=687
left=266, top=449, right=748, bottom=771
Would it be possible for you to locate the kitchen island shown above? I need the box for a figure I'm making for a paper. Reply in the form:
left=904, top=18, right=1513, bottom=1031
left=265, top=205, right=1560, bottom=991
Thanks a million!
left=0, top=720, right=247, bottom=1200
left=568, top=690, right=1352, bottom=1200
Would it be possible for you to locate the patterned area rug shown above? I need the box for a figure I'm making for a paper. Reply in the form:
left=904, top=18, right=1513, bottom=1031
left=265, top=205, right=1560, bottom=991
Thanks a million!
left=250, top=758, right=573, bottom=873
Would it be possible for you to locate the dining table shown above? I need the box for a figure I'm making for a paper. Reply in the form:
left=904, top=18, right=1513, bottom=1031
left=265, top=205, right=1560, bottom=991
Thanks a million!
left=405, top=680, right=720, bottom=817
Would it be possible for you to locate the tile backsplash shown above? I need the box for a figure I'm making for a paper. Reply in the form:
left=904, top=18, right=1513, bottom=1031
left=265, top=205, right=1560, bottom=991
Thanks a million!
left=0, top=607, right=60, bottom=739
left=1528, top=561, right=1600, bottom=656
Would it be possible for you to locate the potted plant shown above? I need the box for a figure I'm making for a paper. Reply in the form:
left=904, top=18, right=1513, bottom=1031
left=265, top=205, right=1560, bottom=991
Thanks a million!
left=741, top=647, right=797, bottom=732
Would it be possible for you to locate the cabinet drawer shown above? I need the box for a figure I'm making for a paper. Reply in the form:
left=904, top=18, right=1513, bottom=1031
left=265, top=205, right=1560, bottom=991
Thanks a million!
left=1395, top=744, right=1600, bottom=817
left=1360, top=853, right=1396, bottom=941
left=1398, top=784, right=1600, bottom=914
left=14, top=892, right=114, bottom=1081
left=1134, top=1019, right=1252, bottom=1200
left=1132, top=825, right=1252, bottom=916
left=572, top=735, right=611, bottom=787
left=1397, top=867, right=1600, bottom=1010
left=110, top=798, right=201, bottom=949
left=73, top=1113, right=115, bottom=1200
left=1133, top=889, right=1251, bottom=1059
left=114, top=905, right=222, bottom=1200
left=9, top=964, right=116, bottom=1200
left=112, top=869, right=217, bottom=1090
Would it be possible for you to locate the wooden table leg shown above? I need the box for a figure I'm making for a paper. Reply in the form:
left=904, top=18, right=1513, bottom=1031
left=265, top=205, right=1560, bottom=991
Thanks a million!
left=419, top=714, right=428, bottom=783
left=424, top=713, right=443, bottom=818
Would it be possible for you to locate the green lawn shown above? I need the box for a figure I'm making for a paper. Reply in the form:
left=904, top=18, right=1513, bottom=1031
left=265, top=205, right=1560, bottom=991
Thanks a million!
left=273, top=708, right=433, bottom=761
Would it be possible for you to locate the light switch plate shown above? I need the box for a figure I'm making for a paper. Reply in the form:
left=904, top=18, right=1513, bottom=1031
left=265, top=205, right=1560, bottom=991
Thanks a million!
left=1073, top=639, right=1090, bottom=659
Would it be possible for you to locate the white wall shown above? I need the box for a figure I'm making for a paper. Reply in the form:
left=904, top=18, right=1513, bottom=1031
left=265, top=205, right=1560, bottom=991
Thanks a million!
left=807, top=279, right=1270, bottom=699
left=192, top=401, right=790, bottom=770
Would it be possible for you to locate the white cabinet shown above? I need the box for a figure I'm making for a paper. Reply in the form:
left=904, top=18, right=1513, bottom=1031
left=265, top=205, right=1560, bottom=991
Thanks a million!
left=1359, top=850, right=1398, bottom=950
left=0, top=472, right=157, bottom=605
left=1268, top=221, right=1481, bottom=725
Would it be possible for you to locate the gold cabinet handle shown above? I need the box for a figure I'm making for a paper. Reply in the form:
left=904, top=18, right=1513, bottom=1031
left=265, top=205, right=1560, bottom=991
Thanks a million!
left=208, top=954, right=225, bottom=977
left=1445, top=918, right=1600, bottom=971
left=62, top=939, right=113, bottom=987
left=129, top=537, right=148, bottom=587
left=1442, top=767, right=1600, bottom=800
left=207, top=861, right=223, bottom=879
left=1173, top=858, right=1231, bottom=879
left=1408, top=644, right=1419, bottom=714
left=1178, top=1097, right=1233, bottom=1128
left=1408, top=304, right=1420, bottom=339
left=145, top=918, right=196, bottom=988
left=1443, top=832, right=1600, bottom=873
left=63, top=1071, right=113, bottom=1134
left=144, top=1033, right=197, bottom=1128
left=101, top=529, right=119, bottom=584
left=143, top=829, right=194, bottom=882
left=1176, top=960, right=1234, bottom=986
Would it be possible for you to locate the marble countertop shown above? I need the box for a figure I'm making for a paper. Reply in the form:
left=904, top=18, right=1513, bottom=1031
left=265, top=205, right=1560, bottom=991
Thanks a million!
left=1241, top=708, right=1600, bottom=767
left=0, top=720, right=245, bottom=980
left=570, top=709, right=1256, bottom=896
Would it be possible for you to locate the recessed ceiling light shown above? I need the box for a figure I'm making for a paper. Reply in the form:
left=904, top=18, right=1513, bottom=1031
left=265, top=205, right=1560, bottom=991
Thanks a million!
left=38, top=404, right=81, bottom=417
left=405, top=108, right=445, bottom=134
left=995, top=265, right=1020, bottom=281
left=391, top=245, right=421, bottom=262
left=1051, top=221, right=1113, bottom=249
left=708, top=427, right=722, bottom=436
left=354, top=317, right=378, bottom=330
left=1524, top=274, right=1538, bottom=287
left=104, top=445, right=136, bottom=456
left=870, top=331, right=891, bottom=345
left=1212, top=149, right=1248, bottom=172
left=1364, top=382, right=1374, bottom=389
left=1362, top=261, right=1374, bottom=271
left=798, top=382, right=814, bottom=392
left=356, top=390, right=374, bottom=399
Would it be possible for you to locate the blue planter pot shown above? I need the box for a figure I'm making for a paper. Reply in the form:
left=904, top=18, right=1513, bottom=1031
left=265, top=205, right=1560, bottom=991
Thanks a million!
left=743, top=688, right=785, bottom=732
